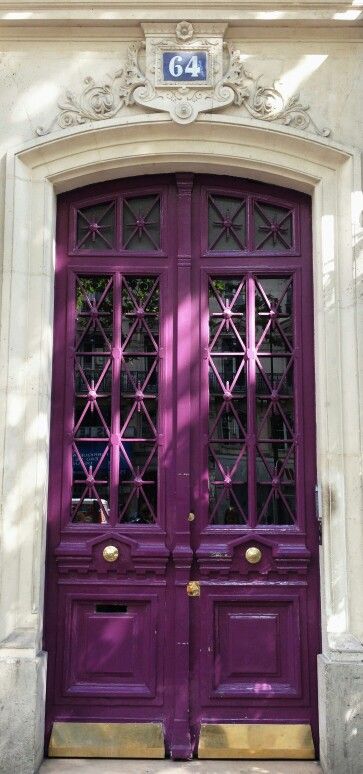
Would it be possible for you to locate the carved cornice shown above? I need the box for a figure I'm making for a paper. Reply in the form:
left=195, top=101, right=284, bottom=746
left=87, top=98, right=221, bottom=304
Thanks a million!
left=36, top=21, right=331, bottom=137
left=1, top=2, right=362, bottom=27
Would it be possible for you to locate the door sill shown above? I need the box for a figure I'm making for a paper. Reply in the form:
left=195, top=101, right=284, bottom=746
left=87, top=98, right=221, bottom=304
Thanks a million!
left=198, top=723, right=315, bottom=759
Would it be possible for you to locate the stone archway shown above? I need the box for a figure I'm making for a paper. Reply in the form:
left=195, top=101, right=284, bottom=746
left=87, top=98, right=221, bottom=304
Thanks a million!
left=0, top=115, right=361, bottom=773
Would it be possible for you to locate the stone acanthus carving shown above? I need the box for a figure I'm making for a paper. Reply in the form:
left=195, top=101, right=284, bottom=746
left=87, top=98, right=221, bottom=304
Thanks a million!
left=36, top=22, right=330, bottom=137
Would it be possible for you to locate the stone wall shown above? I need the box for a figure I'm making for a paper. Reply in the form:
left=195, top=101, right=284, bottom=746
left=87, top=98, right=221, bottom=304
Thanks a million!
left=0, top=6, right=362, bottom=773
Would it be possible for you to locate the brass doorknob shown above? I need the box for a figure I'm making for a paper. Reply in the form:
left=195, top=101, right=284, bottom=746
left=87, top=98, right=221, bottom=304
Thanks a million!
left=188, top=512, right=195, bottom=522
left=187, top=581, right=201, bottom=597
left=102, top=545, right=119, bottom=562
left=245, top=546, right=262, bottom=564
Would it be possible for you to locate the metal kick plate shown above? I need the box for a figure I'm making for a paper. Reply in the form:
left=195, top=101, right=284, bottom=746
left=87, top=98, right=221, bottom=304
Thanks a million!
left=198, top=723, right=315, bottom=759
left=49, top=722, right=165, bottom=758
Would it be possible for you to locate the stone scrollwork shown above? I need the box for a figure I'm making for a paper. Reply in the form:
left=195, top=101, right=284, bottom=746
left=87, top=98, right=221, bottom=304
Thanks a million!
left=36, top=23, right=331, bottom=137
left=36, top=44, right=145, bottom=135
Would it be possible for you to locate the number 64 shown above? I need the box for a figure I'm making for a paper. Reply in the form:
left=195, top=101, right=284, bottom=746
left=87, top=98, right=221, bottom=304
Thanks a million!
left=169, top=55, right=201, bottom=78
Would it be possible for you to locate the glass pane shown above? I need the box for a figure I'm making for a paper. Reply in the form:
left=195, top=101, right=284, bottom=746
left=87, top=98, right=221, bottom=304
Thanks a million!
left=209, top=357, right=246, bottom=396
left=256, top=441, right=295, bottom=525
left=257, top=356, right=293, bottom=394
left=256, top=396, right=294, bottom=440
left=119, top=443, right=158, bottom=524
left=208, top=275, right=247, bottom=524
left=76, top=201, right=115, bottom=251
left=71, top=275, right=113, bottom=523
left=255, top=277, right=293, bottom=353
left=209, top=447, right=247, bottom=525
left=72, top=441, right=110, bottom=523
left=76, top=276, right=113, bottom=350
left=210, top=396, right=247, bottom=440
left=119, top=276, right=160, bottom=523
left=208, top=195, right=246, bottom=251
left=123, top=195, right=161, bottom=251
left=254, top=201, right=293, bottom=251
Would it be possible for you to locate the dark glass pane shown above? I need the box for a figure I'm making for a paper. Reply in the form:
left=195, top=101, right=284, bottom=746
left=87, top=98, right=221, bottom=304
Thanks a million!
left=208, top=195, right=246, bottom=251
left=119, top=276, right=160, bottom=523
left=76, top=276, right=113, bottom=351
left=120, top=398, right=157, bottom=438
left=71, top=276, right=113, bottom=523
left=122, top=277, right=159, bottom=348
left=72, top=442, right=110, bottom=523
left=209, top=445, right=247, bottom=525
left=256, top=396, right=294, bottom=440
left=256, top=442, right=295, bottom=525
left=209, top=278, right=246, bottom=350
left=122, top=356, right=158, bottom=395
left=254, top=201, right=293, bottom=251
left=76, top=201, right=115, bottom=251
left=255, top=277, right=293, bottom=353
left=209, top=356, right=246, bottom=395
left=210, top=396, right=247, bottom=440
left=209, top=488, right=248, bottom=525
left=74, top=397, right=111, bottom=438
left=257, top=357, right=293, bottom=394
left=119, top=443, right=157, bottom=523
left=75, top=356, right=112, bottom=394
left=123, top=195, right=161, bottom=251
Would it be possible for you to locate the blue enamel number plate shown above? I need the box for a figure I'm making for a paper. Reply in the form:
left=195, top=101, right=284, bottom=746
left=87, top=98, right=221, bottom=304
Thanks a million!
left=162, top=51, right=207, bottom=82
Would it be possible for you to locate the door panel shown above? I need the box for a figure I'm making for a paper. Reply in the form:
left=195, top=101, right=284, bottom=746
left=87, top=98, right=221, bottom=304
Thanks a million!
left=45, top=174, right=319, bottom=760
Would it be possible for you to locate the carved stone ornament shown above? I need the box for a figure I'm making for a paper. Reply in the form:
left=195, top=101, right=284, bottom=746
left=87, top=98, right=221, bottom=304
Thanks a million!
left=36, top=22, right=330, bottom=137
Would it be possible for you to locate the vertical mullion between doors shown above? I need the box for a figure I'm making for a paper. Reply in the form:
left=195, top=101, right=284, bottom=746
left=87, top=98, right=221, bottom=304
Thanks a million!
left=110, top=271, right=121, bottom=526
left=247, top=273, right=257, bottom=527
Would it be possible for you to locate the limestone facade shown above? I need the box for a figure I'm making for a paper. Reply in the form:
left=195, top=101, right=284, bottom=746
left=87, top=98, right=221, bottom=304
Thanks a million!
left=0, top=4, right=362, bottom=773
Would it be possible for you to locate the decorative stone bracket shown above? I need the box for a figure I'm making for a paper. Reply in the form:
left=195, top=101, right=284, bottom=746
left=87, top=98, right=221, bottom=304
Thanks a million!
left=36, top=22, right=330, bottom=137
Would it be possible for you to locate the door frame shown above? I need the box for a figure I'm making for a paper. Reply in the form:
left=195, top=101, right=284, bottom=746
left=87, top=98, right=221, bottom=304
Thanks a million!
left=0, top=118, right=362, bottom=771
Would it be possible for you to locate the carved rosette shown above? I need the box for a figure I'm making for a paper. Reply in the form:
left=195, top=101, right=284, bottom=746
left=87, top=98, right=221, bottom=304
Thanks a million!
left=36, top=22, right=330, bottom=137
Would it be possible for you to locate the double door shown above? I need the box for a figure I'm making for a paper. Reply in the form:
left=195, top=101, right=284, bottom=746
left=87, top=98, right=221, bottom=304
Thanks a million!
left=45, top=174, right=320, bottom=759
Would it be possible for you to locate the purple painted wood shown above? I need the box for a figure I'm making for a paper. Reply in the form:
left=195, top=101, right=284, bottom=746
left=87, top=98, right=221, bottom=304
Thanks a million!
left=44, top=174, right=320, bottom=759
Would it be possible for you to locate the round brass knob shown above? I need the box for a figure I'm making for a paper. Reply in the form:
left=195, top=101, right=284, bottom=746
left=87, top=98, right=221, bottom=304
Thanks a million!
left=245, top=546, right=262, bottom=564
left=102, top=545, right=119, bottom=563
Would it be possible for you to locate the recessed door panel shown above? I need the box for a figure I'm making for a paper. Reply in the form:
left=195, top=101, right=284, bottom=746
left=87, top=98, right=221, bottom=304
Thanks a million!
left=45, top=174, right=319, bottom=760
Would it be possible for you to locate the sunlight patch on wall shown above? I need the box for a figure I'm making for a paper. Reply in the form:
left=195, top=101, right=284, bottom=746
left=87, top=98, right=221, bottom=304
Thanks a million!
left=277, top=55, right=328, bottom=102
left=334, top=10, right=362, bottom=20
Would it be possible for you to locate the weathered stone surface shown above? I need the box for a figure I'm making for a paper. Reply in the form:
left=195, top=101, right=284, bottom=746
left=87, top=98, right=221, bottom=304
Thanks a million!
left=0, top=652, right=47, bottom=774
left=318, top=654, right=363, bottom=774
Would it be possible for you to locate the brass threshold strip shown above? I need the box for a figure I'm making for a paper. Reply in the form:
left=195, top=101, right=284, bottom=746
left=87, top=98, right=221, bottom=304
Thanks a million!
left=49, top=720, right=315, bottom=760
left=198, top=723, right=315, bottom=760
left=48, top=722, right=165, bottom=758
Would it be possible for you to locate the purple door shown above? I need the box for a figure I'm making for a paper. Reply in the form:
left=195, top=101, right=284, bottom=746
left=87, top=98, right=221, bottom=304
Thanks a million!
left=44, top=174, right=320, bottom=759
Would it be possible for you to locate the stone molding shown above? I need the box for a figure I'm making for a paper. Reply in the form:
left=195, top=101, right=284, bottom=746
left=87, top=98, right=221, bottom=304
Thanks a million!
left=35, top=22, right=331, bottom=136
left=0, top=1, right=362, bottom=25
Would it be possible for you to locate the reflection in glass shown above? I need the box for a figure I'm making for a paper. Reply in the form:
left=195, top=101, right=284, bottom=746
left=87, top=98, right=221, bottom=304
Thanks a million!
left=72, top=442, right=110, bottom=523
left=119, top=276, right=160, bottom=523
left=254, top=202, right=293, bottom=251
left=76, top=201, right=115, bottom=251
left=208, top=277, right=247, bottom=523
left=72, top=276, right=113, bottom=522
left=208, top=196, right=246, bottom=251
left=123, top=196, right=161, bottom=251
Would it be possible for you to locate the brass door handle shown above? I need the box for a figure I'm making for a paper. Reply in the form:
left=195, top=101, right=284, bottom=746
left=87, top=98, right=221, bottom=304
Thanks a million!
left=187, top=581, right=200, bottom=597
left=245, top=546, right=262, bottom=564
left=102, top=545, right=119, bottom=562
left=188, top=512, right=195, bottom=522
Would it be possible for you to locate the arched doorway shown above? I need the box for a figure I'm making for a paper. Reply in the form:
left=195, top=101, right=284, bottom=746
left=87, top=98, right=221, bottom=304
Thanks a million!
left=44, top=173, right=319, bottom=760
